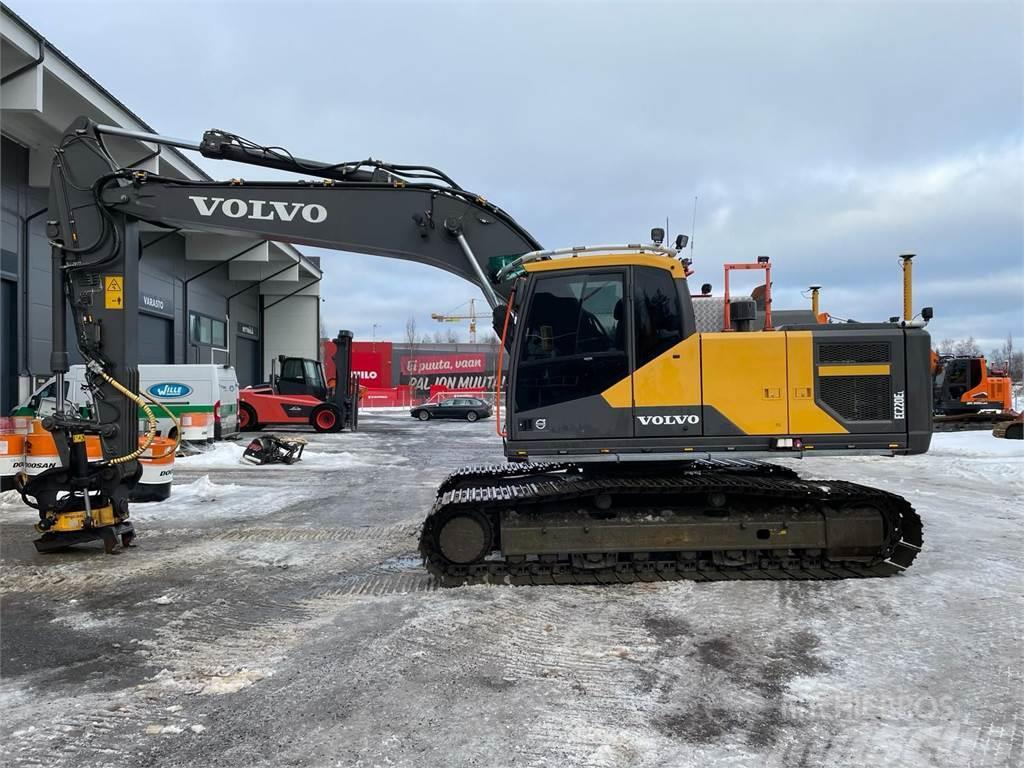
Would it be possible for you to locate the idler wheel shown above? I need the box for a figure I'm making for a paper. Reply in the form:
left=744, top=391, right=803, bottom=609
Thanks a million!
left=436, top=512, right=492, bottom=565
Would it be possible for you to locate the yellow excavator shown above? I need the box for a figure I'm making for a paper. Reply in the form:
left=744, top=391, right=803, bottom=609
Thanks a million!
left=22, top=116, right=932, bottom=584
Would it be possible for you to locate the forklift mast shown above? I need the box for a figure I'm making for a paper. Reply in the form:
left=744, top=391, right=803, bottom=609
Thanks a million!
left=331, top=330, right=358, bottom=431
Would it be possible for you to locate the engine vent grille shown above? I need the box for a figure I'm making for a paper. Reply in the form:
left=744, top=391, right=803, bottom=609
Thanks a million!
left=818, top=342, right=891, bottom=364
left=820, top=375, right=891, bottom=421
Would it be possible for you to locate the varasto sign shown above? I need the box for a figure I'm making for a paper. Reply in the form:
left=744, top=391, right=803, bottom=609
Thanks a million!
left=148, top=382, right=194, bottom=398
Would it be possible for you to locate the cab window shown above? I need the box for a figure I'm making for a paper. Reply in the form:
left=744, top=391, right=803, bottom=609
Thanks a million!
left=515, top=272, right=627, bottom=412
left=303, top=360, right=322, bottom=387
left=634, top=266, right=684, bottom=368
left=280, top=359, right=304, bottom=383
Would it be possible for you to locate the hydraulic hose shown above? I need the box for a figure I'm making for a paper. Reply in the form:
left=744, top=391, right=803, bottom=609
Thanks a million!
left=92, top=367, right=158, bottom=465
left=137, top=388, right=181, bottom=459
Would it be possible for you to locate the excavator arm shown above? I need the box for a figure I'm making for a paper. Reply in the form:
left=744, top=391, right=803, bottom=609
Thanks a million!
left=46, top=116, right=540, bottom=451
left=21, top=116, right=540, bottom=551
left=51, top=117, right=539, bottom=305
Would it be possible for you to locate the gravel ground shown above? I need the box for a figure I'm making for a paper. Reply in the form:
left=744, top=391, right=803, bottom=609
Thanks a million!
left=1, top=413, right=1022, bottom=768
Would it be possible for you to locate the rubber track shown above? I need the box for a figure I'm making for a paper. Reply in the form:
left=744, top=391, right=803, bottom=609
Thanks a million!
left=419, top=464, right=923, bottom=587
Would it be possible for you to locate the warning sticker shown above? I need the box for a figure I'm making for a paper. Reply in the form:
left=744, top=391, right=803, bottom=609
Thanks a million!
left=104, top=275, right=124, bottom=310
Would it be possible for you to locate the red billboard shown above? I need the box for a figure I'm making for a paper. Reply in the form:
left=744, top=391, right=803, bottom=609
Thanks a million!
left=400, top=354, right=487, bottom=376
left=322, top=340, right=498, bottom=392
left=322, top=340, right=392, bottom=386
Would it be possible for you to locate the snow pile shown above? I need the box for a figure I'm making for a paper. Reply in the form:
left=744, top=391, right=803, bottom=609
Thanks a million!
left=129, top=476, right=249, bottom=521
left=928, top=430, right=1024, bottom=459
left=174, top=442, right=249, bottom=469
left=166, top=474, right=239, bottom=502
left=175, top=440, right=403, bottom=471
left=0, top=489, right=25, bottom=509
left=144, top=666, right=270, bottom=696
left=922, top=431, right=1024, bottom=486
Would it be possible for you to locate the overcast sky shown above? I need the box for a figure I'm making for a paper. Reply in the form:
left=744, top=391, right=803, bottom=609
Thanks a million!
left=19, top=0, right=1024, bottom=350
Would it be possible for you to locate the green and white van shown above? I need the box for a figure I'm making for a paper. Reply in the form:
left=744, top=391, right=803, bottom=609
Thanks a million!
left=14, top=364, right=239, bottom=443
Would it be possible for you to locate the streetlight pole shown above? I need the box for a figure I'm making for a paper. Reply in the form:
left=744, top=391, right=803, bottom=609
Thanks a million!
left=372, top=323, right=380, bottom=352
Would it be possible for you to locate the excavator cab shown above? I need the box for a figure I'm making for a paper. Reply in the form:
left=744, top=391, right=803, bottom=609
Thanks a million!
left=500, top=250, right=931, bottom=462
left=508, top=261, right=685, bottom=445
left=933, top=355, right=1012, bottom=415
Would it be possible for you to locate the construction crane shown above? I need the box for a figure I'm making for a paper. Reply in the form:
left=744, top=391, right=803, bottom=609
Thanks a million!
left=431, top=299, right=479, bottom=343
left=22, top=115, right=933, bottom=586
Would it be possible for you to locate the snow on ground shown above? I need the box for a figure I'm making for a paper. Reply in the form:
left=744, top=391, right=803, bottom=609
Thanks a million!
left=1, top=417, right=1021, bottom=768
left=176, top=437, right=408, bottom=471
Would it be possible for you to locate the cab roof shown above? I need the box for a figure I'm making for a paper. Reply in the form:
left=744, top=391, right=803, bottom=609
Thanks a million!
left=521, top=251, right=686, bottom=276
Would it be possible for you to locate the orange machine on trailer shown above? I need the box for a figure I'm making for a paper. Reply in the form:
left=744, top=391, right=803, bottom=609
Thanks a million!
left=931, top=351, right=1015, bottom=430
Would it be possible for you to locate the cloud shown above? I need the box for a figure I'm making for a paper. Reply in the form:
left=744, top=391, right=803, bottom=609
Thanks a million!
left=13, top=0, right=1022, bottom=351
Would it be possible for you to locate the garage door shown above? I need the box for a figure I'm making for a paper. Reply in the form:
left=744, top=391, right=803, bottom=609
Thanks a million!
left=235, top=336, right=260, bottom=387
left=139, top=314, right=173, bottom=364
left=1, top=278, right=16, bottom=413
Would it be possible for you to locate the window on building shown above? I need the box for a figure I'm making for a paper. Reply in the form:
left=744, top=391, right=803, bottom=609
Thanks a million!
left=189, top=312, right=227, bottom=347
left=211, top=320, right=226, bottom=348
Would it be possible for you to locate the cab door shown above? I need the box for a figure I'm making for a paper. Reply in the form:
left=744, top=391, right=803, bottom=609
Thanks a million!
left=510, top=269, right=632, bottom=441
left=624, top=266, right=703, bottom=438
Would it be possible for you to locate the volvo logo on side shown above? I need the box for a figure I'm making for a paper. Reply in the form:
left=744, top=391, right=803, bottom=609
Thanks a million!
left=637, top=414, right=700, bottom=426
left=188, top=196, right=328, bottom=224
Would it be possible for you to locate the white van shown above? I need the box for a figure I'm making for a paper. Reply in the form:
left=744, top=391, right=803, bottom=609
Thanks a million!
left=15, top=365, right=239, bottom=443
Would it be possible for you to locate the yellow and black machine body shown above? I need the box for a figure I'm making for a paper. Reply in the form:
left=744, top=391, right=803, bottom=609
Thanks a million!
left=42, top=116, right=929, bottom=581
left=503, top=252, right=931, bottom=459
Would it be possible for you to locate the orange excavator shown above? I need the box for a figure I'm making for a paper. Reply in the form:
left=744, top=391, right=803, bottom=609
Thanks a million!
left=931, top=351, right=1018, bottom=432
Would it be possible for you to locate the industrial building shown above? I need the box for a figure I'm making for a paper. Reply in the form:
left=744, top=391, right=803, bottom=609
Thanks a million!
left=0, top=5, right=322, bottom=412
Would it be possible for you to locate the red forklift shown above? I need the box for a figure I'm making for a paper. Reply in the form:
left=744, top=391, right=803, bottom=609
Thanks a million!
left=239, top=330, right=359, bottom=433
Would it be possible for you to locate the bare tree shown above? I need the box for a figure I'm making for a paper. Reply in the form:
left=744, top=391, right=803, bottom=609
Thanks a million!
left=990, top=334, right=1024, bottom=381
left=432, top=330, right=446, bottom=344
left=952, top=337, right=982, bottom=357
left=444, top=328, right=460, bottom=344
left=405, top=316, right=418, bottom=345
left=937, top=338, right=957, bottom=355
